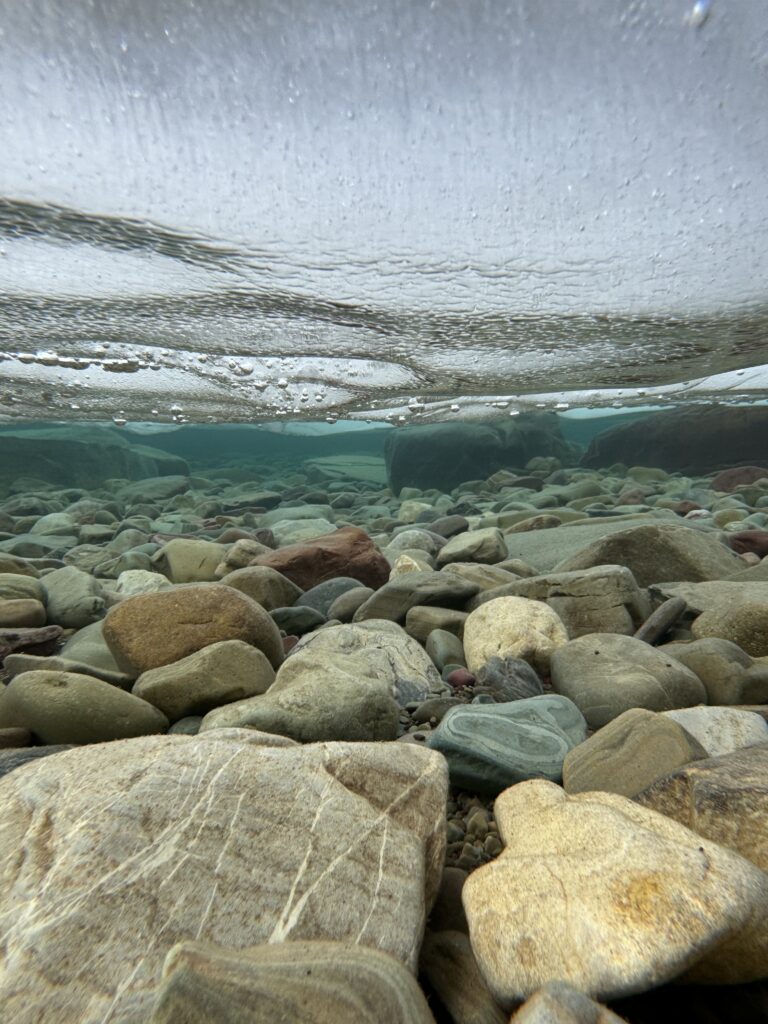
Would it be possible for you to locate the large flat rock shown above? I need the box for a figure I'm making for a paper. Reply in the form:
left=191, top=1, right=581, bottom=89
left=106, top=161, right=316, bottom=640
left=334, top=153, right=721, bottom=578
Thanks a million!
left=0, top=730, right=447, bottom=1023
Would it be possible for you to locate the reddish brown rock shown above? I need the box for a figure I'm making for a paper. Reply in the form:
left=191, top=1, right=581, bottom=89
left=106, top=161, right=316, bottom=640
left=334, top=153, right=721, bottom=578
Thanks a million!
left=251, top=526, right=389, bottom=590
left=711, top=466, right=768, bottom=492
left=447, top=668, right=475, bottom=690
left=725, top=531, right=768, bottom=558
left=671, top=500, right=703, bottom=517
left=103, top=584, right=284, bottom=675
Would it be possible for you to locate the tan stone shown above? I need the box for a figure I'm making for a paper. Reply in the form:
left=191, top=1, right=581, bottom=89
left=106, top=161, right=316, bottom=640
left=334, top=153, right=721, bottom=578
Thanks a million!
left=419, top=930, right=506, bottom=1024
left=0, top=731, right=448, bottom=1023
left=0, top=599, right=46, bottom=627
left=151, top=940, right=436, bottom=1024
left=510, top=981, right=626, bottom=1023
left=151, top=538, right=228, bottom=584
left=635, top=743, right=768, bottom=873
left=463, top=780, right=768, bottom=1006
left=103, top=583, right=284, bottom=674
left=463, top=596, right=568, bottom=675
left=563, top=708, right=708, bottom=798
left=0, top=670, right=168, bottom=744
left=133, top=640, right=276, bottom=722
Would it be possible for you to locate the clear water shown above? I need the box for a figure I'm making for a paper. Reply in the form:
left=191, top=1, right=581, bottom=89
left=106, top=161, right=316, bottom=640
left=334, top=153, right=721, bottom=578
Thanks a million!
left=2, top=0, right=767, bottom=427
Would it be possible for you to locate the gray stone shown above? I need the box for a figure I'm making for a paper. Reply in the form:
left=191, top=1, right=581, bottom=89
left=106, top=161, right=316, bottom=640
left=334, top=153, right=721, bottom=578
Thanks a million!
left=168, top=716, right=202, bottom=736
left=0, top=744, right=74, bottom=780
left=550, top=633, right=707, bottom=729
left=151, top=940, right=436, bottom=1024
left=260, top=503, right=335, bottom=526
left=562, top=708, right=708, bottom=798
left=352, top=571, right=478, bottom=623
left=0, top=670, right=169, bottom=744
left=326, top=586, right=373, bottom=622
left=473, top=656, right=544, bottom=702
left=41, top=565, right=106, bottom=628
left=383, top=529, right=446, bottom=561
left=662, top=707, right=768, bottom=757
left=117, top=475, right=192, bottom=503
left=649, top=580, right=768, bottom=615
left=502, top=517, right=680, bottom=574
left=634, top=743, right=768, bottom=874
left=202, top=621, right=441, bottom=742
left=0, top=732, right=447, bottom=1021
left=404, top=606, right=467, bottom=644
left=132, top=640, right=276, bottom=722
left=0, top=574, right=44, bottom=602
left=219, top=565, right=304, bottom=610
left=553, top=523, right=743, bottom=587
left=435, top=527, right=508, bottom=567
left=3, top=652, right=133, bottom=689
left=441, top=562, right=521, bottom=592
left=60, top=620, right=129, bottom=677
left=660, top=637, right=768, bottom=705
left=270, top=605, right=326, bottom=635
left=425, top=628, right=466, bottom=670
left=634, top=596, right=688, bottom=645
left=299, top=577, right=365, bottom=616
left=468, top=565, right=649, bottom=639
left=270, top=517, right=337, bottom=545
left=427, top=694, right=587, bottom=795
left=151, top=538, right=228, bottom=584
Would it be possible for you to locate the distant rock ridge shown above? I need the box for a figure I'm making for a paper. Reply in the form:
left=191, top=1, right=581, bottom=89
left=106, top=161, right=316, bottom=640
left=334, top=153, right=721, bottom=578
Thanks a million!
left=384, top=414, right=575, bottom=494
left=580, top=405, right=768, bottom=473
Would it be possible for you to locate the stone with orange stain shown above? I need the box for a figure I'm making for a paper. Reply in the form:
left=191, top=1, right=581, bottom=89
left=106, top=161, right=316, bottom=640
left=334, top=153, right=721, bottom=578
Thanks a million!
left=462, top=779, right=768, bottom=1007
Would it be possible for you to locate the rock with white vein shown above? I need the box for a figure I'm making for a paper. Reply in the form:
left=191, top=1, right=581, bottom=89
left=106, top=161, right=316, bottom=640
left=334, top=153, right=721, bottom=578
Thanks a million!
left=0, top=728, right=448, bottom=1024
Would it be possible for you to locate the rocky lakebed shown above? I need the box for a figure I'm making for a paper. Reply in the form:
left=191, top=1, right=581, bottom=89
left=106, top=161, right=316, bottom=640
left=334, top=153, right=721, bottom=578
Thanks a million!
left=1, top=416, right=768, bottom=1022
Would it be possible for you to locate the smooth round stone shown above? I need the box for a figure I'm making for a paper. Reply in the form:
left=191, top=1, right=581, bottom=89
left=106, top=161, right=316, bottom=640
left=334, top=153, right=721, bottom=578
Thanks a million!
left=270, top=605, right=327, bottom=635
left=0, top=574, right=44, bottom=601
left=219, top=566, right=303, bottom=611
left=691, top=601, right=768, bottom=657
left=41, top=565, right=106, bottom=629
left=412, top=698, right=463, bottom=725
left=326, top=587, right=373, bottom=622
left=435, top=527, right=508, bottom=567
left=113, top=569, right=173, bottom=597
left=298, top=577, right=365, bottom=617
left=0, top=599, right=46, bottom=627
left=167, top=716, right=203, bottom=736
left=151, top=538, right=228, bottom=584
left=0, top=670, right=168, bottom=744
left=425, top=628, right=466, bottom=671
left=427, top=694, right=587, bottom=795
left=463, top=596, right=568, bottom=676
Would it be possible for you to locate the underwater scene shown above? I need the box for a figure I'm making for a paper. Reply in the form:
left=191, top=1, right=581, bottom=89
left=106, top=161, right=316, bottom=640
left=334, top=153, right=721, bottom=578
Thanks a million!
left=2, top=1, right=768, bottom=1022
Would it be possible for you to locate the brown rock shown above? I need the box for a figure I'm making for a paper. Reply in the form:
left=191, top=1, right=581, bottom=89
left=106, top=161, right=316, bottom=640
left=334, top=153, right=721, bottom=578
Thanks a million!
left=711, top=466, right=768, bottom=492
left=251, top=526, right=389, bottom=590
left=103, top=584, right=284, bottom=675
left=0, top=727, right=32, bottom=749
left=724, top=531, right=768, bottom=558
left=420, top=930, right=507, bottom=1024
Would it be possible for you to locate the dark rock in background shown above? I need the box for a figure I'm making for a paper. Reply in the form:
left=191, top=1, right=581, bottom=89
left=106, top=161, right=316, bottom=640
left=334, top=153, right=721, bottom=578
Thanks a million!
left=384, top=415, right=575, bottom=494
left=580, top=405, right=768, bottom=473
left=0, top=426, right=188, bottom=496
